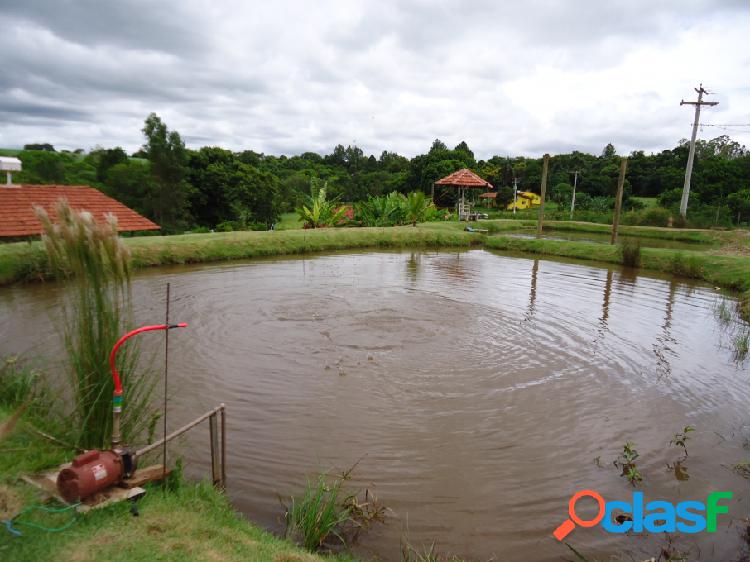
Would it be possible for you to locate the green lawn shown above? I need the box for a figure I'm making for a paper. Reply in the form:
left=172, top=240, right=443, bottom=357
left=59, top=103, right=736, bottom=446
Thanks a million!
left=275, top=212, right=304, bottom=231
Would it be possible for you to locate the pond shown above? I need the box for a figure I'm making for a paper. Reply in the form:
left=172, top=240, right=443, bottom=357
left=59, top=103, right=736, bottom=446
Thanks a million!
left=1, top=250, right=748, bottom=561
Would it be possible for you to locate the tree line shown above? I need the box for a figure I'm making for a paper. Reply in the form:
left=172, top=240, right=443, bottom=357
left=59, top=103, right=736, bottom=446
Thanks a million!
left=9, top=114, right=750, bottom=232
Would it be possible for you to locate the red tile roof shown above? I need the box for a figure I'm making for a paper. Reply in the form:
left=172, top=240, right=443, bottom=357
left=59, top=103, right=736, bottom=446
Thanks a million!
left=479, top=192, right=497, bottom=199
left=0, top=184, right=159, bottom=237
left=434, top=168, right=493, bottom=189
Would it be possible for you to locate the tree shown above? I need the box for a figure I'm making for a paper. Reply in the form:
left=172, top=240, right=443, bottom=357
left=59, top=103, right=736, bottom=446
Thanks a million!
left=91, top=147, right=128, bottom=182
left=727, top=190, right=750, bottom=223
left=200, top=159, right=281, bottom=229
left=141, top=113, right=192, bottom=230
left=24, top=143, right=55, bottom=152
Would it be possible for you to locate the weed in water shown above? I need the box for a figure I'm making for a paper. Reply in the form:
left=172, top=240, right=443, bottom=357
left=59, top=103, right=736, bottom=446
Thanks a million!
left=734, top=331, right=749, bottom=361
left=716, top=300, right=733, bottom=324
left=284, top=472, right=351, bottom=551
left=615, top=441, right=643, bottom=486
left=36, top=201, right=158, bottom=449
left=669, top=425, right=695, bottom=457
left=401, top=539, right=467, bottom=562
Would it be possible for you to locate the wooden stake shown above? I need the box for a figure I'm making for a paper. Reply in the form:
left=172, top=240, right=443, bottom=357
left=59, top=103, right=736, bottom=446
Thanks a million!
left=209, top=412, right=220, bottom=487
left=611, top=157, right=628, bottom=245
left=220, top=403, right=226, bottom=490
left=537, top=154, right=549, bottom=237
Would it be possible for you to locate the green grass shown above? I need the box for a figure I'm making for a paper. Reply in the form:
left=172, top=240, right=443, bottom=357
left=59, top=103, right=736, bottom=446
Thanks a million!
left=0, top=406, right=353, bottom=562
left=276, top=212, right=305, bottom=231
left=632, top=197, right=658, bottom=208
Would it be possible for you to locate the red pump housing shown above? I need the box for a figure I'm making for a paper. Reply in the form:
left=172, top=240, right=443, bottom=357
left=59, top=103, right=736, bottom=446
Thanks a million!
left=57, top=450, right=124, bottom=502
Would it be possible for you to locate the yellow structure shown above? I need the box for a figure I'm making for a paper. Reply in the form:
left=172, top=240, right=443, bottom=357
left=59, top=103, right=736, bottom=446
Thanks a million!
left=506, top=191, right=541, bottom=211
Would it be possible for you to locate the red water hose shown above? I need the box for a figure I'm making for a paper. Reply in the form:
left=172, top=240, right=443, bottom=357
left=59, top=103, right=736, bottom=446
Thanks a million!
left=109, top=323, right=188, bottom=396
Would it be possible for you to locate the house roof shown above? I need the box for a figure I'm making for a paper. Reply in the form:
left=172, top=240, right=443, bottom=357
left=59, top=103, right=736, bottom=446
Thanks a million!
left=0, top=184, right=159, bottom=237
left=434, top=168, right=493, bottom=189
left=479, top=192, right=497, bottom=199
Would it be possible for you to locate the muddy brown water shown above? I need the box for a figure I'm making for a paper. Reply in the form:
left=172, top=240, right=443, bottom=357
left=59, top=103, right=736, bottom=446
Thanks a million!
left=1, top=250, right=749, bottom=561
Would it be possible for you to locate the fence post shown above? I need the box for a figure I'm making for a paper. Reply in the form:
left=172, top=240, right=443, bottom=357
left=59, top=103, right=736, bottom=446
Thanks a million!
left=220, top=404, right=226, bottom=490
left=209, top=412, right=220, bottom=487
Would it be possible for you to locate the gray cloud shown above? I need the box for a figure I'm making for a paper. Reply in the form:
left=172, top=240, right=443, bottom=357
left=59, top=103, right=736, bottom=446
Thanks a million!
left=0, top=0, right=748, bottom=158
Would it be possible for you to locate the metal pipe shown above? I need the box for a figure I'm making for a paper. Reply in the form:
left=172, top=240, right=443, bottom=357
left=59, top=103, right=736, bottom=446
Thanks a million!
left=109, top=322, right=187, bottom=448
left=134, top=405, right=224, bottom=459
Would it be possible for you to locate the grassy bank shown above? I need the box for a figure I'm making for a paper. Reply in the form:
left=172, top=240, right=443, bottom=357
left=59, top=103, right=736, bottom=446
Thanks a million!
left=0, top=407, right=351, bottom=562
left=1, top=220, right=748, bottom=319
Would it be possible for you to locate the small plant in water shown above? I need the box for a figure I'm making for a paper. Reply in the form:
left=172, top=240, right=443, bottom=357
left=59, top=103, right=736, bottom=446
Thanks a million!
left=401, top=539, right=467, bottom=562
left=669, top=425, right=695, bottom=457
left=716, top=300, right=732, bottom=324
left=284, top=463, right=385, bottom=552
left=734, top=331, right=749, bottom=361
left=615, top=441, right=643, bottom=486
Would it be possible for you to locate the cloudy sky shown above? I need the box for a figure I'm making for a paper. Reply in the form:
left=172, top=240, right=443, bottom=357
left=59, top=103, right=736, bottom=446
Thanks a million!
left=1, top=0, right=749, bottom=159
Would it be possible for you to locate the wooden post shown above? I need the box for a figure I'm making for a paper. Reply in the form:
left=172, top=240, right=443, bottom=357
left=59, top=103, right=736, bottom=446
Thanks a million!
left=610, top=157, right=628, bottom=245
left=209, top=412, right=220, bottom=487
left=537, top=154, right=549, bottom=237
left=220, top=403, right=226, bottom=490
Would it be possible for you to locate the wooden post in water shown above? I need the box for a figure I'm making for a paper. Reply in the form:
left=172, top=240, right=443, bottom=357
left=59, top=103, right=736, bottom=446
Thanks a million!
left=220, top=403, right=226, bottom=490
left=610, top=157, right=628, bottom=245
left=209, top=412, right=220, bottom=487
left=537, top=154, right=549, bottom=237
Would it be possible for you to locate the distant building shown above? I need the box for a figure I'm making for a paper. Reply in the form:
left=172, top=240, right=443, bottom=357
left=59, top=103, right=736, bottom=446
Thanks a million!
left=0, top=184, right=159, bottom=239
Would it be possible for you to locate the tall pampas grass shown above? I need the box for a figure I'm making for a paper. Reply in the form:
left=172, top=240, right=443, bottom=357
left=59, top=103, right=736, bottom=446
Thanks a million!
left=36, top=200, right=157, bottom=448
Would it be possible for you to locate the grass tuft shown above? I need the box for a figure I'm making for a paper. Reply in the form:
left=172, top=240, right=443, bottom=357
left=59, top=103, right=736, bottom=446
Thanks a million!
left=619, top=238, right=641, bottom=267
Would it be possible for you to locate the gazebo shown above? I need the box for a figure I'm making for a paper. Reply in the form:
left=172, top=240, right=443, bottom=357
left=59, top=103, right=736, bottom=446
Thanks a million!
left=434, top=168, right=493, bottom=220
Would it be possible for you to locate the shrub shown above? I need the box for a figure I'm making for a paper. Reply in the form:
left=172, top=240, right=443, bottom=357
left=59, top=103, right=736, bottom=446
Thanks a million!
left=36, top=200, right=157, bottom=448
left=670, top=252, right=703, bottom=278
left=619, top=238, right=641, bottom=267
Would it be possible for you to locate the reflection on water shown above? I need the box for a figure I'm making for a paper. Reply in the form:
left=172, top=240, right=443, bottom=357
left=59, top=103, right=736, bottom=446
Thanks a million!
left=0, top=250, right=749, bottom=561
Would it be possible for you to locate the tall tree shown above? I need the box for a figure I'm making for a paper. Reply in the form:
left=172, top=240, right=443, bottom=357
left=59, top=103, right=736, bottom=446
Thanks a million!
left=141, top=113, right=192, bottom=230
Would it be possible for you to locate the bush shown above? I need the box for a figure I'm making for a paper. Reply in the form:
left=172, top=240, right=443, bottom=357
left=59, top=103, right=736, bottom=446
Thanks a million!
left=619, top=239, right=641, bottom=267
left=622, top=206, right=671, bottom=227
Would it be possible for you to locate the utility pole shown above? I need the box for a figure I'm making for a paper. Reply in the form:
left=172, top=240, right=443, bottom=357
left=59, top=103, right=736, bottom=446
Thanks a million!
left=537, top=154, right=549, bottom=236
left=512, top=177, right=518, bottom=215
left=679, top=83, right=718, bottom=218
left=611, top=157, right=628, bottom=245
left=570, top=170, right=579, bottom=220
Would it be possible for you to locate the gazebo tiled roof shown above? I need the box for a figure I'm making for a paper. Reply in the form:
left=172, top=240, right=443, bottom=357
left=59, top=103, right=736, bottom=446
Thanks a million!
left=0, top=184, right=160, bottom=237
left=434, top=168, right=493, bottom=189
